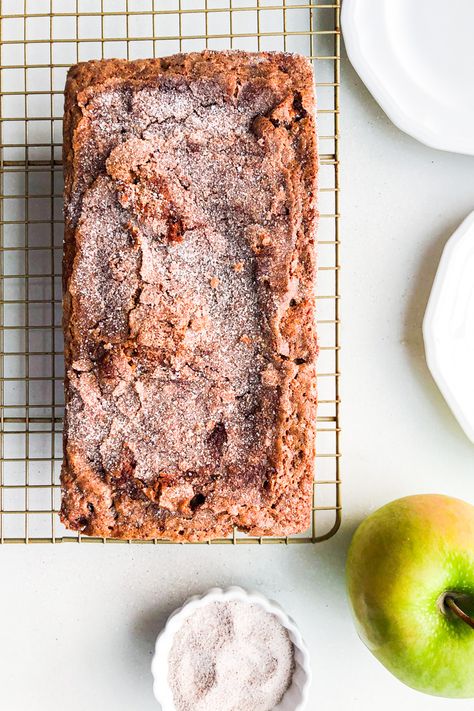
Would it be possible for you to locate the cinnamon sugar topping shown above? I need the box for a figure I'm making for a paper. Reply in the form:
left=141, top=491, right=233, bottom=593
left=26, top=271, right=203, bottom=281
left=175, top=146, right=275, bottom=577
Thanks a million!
left=61, top=51, right=318, bottom=541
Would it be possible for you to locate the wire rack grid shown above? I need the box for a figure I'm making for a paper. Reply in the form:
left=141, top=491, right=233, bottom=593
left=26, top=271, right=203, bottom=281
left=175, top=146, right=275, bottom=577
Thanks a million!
left=0, top=0, right=340, bottom=544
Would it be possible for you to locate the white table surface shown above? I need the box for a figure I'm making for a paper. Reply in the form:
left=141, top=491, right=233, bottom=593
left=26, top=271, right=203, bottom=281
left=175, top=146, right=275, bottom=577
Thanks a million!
left=1, top=50, right=474, bottom=711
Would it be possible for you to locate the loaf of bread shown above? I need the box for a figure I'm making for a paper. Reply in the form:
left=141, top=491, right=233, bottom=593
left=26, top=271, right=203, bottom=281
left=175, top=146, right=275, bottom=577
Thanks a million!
left=61, top=50, right=318, bottom=541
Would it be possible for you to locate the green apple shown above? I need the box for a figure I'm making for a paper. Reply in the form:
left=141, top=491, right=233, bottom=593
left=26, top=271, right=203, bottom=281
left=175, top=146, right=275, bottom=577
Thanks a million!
left=346, top=494, right=474, bottom=698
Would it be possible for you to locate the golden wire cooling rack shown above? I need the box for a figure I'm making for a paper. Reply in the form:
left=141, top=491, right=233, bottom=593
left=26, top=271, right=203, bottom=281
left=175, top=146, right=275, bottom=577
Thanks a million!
left=0, top=0, right=340, bottom=544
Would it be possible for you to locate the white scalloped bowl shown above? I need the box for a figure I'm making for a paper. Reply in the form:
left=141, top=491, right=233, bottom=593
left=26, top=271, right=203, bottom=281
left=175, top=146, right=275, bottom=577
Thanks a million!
left=151, top=586, right=312, bottom=711
left=423, top=211, right=474, bottom=443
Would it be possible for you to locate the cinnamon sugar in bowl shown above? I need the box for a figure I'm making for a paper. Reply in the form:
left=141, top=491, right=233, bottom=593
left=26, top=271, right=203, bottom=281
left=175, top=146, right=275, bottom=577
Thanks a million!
left=151, top=587, right=311, bottom=711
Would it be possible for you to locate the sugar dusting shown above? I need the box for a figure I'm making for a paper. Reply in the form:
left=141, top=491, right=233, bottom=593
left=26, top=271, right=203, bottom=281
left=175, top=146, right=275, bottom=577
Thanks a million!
left=61, top=53, right=318, bottom=538
left=66, top=75, right=296, bottom=514
left=168, top=601, right=295, bottom=711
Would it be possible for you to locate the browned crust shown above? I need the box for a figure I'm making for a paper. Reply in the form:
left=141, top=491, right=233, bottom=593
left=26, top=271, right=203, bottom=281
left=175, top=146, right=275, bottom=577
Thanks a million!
left=61, top=50, right=318, bottom=541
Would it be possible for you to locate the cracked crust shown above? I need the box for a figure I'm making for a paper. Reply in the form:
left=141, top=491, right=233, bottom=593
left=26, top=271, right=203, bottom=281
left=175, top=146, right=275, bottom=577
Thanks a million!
left=61, top=50, right=318, bottom=541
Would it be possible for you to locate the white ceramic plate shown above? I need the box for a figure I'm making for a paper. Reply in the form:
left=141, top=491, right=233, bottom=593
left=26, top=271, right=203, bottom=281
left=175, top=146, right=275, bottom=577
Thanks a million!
left=342, top=0, right=474, bottom=155
left=423, top=212, right=474, bottom=443
left=151, top=586, right=311, bottom=711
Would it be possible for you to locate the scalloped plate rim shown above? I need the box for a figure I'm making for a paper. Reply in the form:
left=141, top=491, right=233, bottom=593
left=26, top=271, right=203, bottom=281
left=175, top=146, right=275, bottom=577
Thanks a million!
left=341, top=0, right=474, bottom=156
left=423, top=211, right=474, bottom=443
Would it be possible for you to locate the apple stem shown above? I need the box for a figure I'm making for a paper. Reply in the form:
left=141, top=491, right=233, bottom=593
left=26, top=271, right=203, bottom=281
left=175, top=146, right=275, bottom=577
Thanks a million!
left=444, top=595, right=474, bottom=630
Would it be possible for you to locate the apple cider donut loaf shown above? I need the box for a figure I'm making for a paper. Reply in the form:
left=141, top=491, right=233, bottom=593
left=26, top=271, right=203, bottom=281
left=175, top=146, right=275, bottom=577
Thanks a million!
left=61, top=50, right=318, bottom=541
